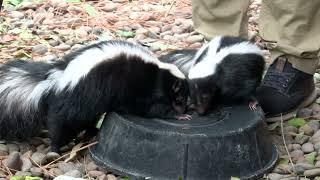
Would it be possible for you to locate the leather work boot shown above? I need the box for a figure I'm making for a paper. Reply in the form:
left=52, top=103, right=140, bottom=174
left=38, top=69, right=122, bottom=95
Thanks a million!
left=256, top=56, right=317, bottom=122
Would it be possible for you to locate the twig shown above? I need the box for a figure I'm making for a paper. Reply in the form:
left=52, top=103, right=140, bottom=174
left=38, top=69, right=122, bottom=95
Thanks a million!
left=2, top=161, right=12, bottom=177
left=280, top=113, right=295, bottom=174
left=44, top=141, right=98, bottom=168
left=28, top=154, right=56, bottom=178
left=164, top=0, right=175, bottom=18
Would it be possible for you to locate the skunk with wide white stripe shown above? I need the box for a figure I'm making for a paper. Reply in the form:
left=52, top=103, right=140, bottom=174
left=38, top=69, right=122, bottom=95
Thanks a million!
left=188, top=36, right=265, bottom=115
left=0, top=40, right=189, bottom=152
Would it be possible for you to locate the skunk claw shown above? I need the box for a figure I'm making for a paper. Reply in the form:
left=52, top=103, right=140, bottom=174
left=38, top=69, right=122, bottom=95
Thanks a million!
left=176, top=114, right=192, bottom=121
left=249, top=101, right=258, bottom=111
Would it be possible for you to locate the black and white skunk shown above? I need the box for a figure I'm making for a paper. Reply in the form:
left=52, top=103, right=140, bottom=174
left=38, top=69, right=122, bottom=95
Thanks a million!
left=187, top=36, right=265, bottom=115
left=0, top=40, right=189, bottom=152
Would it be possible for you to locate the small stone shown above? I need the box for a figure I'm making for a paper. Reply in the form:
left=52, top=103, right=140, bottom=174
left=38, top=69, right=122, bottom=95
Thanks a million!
left=186, top=35, right=204, bottom=43
left=283, top=126, right=298, bottom=134
left=64, top=169, right=83, bottom=178
left=150, top=45, right=161, bottom=52
left=10, top=11, right=24, bottom=19
left=7, top=144, right=19, bottom=153
left=53, top=175, right=86, bottom=180
left=21, top=157, right=33, bottom=172
left=67, top=6, right=83, bottom=13
left=0, top=144, right=8, bottom=156
left=174, top=33, right=190, bottom=40
left=291, top=163, right=315, bottom=174
left=312, top=104, right=320, bottom=114
left=171, top=25, right=185, bottom=34
left=291, top=149, right=304, bottom=161
left=292, top=144, right=302, bottom=150
left=30, top=167, right=43, bottom=176
left=295, top=134, right=309, bottom=144
left=15, top=171, right=32, bottom=176
left=31, top=152, right=46, bottom=165
left=58, top=162, right=77, bottom=173
left=304, top=168, right=320, bottom=177
left=300, top=124, right=314, bottom=136
left=297, top=108, right=313, bottom=118
left=316, top=161, right=320, bottom=167
left=106, top=174, right=117, bottom=180
left=98, top=174, right=108, bottom=180
left=49, top=168, right=64, bottom=176
left=315, top=177, right=320, bottom=180
left=86, top=162, right=98, bottom=171
left=32, top=44, right=48, bottom=55
left=55, top=44, right=71, bottom=51
left=302, top=142, right=315, bottom=153
left=49, top=39, right=60, bottom=47
left=3, top=152, right=22, bottom=171
left=71, top=44, right=85, bottom=51
left=313, top=130, right=320, bottom=139
left=309, top=120, right=320, bottom=132
left=88, top=170, right=104, bottom=177
left=102, top=3, right=118, bottom=12
left=267, top=173, right=283, bottom=180
left=314, top=142, right=320, bottom=150
left=46, top=152, right=60, bottom=161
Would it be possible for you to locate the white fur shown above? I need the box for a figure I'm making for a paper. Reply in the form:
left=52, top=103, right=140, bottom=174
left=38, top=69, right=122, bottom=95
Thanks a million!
left=54, top=41, right=185, bottom=92
left=188, top=37, right=263, bottom=79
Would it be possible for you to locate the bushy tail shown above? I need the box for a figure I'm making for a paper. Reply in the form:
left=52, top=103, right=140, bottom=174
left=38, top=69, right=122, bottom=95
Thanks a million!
left=0, top=60, right=57, bottom=139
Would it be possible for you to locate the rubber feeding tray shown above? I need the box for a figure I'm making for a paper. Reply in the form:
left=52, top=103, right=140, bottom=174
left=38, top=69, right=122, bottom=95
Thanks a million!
left=90, top=105, right=278, bottom=180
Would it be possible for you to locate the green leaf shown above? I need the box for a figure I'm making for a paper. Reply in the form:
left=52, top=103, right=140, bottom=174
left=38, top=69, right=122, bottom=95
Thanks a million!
left=117, top=31, right=136, bottom=38
left=288, top=118, right=306, bottom=128
left=25, top=176, right=43, bottom=180
left=278, top=158, right=289, bottom=165
left=85, top=4, right=97, bottom=17
left=66, top=0, right=81, bottom=2
left=305, top=152, right=316, bottom=165
left=230, top=177, right=240, bottom=180
left=120, top=177, right=129, bottom=180
left=10, top=176, right=25, bottom=180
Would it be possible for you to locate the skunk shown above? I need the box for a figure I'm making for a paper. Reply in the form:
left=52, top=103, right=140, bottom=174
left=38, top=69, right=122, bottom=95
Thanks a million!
left=187, top=36, right=265, bottom=115
left=0, top=40, right=189, bottom=152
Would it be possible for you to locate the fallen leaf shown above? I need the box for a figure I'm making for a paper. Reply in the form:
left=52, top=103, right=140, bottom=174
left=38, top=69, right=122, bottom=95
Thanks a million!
left=305, top=152, right=316, bottom=165
left=288, top=118, right=306, bottom=128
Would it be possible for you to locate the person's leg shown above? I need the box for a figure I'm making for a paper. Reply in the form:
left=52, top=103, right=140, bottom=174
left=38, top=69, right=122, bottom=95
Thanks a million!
left=191, top=0, right=250, bottom=40
left=257, top=0, right=320, bottom=121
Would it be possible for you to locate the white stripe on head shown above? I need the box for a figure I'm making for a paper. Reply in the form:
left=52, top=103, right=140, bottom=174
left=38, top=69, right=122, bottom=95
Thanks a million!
left=188, top=39, right=263, bottom=79
left=191, top=36, right=222, bottom=65
left=54, top=40, right=185, bottom=92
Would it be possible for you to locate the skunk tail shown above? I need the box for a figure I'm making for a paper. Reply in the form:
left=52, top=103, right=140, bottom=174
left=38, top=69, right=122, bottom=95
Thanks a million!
left=0, top=60, right=57, bottom=139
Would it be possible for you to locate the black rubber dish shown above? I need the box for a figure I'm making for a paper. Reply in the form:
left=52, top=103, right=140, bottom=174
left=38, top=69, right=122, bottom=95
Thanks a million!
left=90, top=105, right=278, bottom=180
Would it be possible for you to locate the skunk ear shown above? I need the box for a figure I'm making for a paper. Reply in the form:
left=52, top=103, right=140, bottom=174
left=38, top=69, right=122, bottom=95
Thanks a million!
left=172, top=80, right=182, bottom=93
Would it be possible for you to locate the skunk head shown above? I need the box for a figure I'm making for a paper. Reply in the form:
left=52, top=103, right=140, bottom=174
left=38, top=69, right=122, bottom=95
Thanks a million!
left=188, top=76, right=217, bottom=115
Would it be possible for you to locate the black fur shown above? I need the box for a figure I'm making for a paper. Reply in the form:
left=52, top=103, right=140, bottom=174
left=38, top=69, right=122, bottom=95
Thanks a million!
left=0, top=40, right=188, bottom=152
left=188, top=36, right=266, bottom=115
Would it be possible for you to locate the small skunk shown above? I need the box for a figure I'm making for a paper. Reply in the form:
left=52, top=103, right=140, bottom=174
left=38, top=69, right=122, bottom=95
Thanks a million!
left=188, top=36, right=265, bottom=115
left=0, top=40, right=189, bottom=152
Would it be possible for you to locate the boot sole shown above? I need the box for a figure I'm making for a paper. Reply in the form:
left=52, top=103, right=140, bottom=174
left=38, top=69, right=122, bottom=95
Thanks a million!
left=265, top=88, right=318, bottom=122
